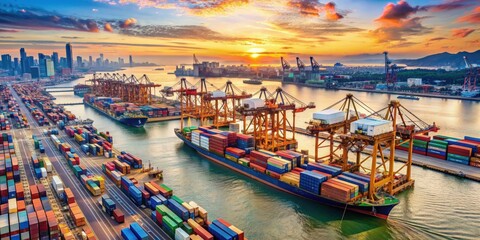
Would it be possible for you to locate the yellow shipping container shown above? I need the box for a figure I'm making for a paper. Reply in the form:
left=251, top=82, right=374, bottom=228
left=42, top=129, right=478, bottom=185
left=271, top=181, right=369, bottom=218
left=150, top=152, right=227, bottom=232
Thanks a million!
left=225, top=154, right=237, bottom=162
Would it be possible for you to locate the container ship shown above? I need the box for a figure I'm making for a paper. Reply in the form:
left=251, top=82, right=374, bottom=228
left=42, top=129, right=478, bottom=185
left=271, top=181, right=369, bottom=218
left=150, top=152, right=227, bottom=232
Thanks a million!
left=243, top=79, right=263, bottom=85
left=83, top=94, right=148, bottom=128
left=175, top=127, right=399, bottom=219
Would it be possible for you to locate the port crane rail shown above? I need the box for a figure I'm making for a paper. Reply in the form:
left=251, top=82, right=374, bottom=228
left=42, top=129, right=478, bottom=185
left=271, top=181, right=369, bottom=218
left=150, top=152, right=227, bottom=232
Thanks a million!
left=238, top=87, right=315, bottom=151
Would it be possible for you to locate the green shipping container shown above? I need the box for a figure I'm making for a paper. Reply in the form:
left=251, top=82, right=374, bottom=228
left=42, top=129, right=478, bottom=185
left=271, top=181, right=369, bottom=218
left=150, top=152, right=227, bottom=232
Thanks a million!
left=181, top=222, right=193, bottom=234
left=160, top=184, right=172, bottom=192
left=171, top=195, right=184, bottom=205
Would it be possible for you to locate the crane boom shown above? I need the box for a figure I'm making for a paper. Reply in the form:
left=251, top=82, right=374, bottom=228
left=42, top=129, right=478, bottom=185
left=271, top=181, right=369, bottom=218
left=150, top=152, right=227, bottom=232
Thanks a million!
left=280, top=57, right=290, bottom=71
left=296, top=57, right=305, bottom=71
left=310, top=57, right=320, bottom=72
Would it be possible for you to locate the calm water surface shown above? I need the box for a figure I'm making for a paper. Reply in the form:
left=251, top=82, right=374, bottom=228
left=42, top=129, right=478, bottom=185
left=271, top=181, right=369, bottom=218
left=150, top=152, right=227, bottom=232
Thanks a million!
left=51, top=66, right=480, bottom=239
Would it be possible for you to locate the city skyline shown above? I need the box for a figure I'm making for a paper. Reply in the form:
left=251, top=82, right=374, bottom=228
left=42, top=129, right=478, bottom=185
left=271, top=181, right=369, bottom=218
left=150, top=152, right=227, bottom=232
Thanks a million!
left=0, top=0, right=478, bottom=64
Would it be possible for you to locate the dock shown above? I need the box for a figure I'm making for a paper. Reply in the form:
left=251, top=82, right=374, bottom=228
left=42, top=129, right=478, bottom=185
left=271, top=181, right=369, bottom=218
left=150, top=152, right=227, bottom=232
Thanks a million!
left=287, top=126, right=480, bottom=182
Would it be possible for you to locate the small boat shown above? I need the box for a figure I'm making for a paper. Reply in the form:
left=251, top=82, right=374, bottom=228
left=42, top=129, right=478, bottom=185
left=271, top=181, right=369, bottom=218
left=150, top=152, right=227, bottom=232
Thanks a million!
left=155, top=68, right=165, bottom=71
left=397, top=95, right=420, bottom=100
left=243, top=78, right=263, bottom=85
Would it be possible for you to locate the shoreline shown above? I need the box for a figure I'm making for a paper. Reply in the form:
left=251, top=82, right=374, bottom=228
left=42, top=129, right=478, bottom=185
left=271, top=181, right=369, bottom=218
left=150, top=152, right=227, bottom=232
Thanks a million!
left=281, top=82, right=480, bottom=101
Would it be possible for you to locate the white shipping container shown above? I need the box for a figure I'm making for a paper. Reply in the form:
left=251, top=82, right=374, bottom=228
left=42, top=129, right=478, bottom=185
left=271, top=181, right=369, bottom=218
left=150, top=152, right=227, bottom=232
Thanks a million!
left=175, top=228, right=190, bottom=240
left=44, top=158, right=53, bottom=172
left=243, top=98, right=265, bottom=110
left=21, top=231, right=30, bottom=240
left=52, top=175, right=64, bottom=194
left=212, top=90, right=226, bottom=98
left=350, top=118, right=393, bottom=136
left=9, top=212, right=19, bottom=233
left=0, top=214, right=8, bottom=236
left=41, top=167, right=47, bottom=178
left=8, top=198, right=18, bottom=213
left=188, top=201, right=200, bottom=217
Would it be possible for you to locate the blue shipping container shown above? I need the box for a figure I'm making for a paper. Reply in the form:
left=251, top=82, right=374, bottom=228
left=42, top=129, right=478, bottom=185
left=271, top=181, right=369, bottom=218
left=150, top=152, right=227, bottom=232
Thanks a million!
left=130, top=222, right=149, bottom=240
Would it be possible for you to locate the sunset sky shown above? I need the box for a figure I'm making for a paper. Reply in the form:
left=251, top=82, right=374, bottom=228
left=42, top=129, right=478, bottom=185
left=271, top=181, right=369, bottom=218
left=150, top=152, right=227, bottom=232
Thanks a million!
left=0, top=0, right=478, bottom=65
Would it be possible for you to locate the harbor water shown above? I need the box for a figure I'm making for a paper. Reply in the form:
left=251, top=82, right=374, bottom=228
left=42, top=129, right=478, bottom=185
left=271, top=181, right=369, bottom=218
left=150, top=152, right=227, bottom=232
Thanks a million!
left=51, top=66, right=480, bottom=239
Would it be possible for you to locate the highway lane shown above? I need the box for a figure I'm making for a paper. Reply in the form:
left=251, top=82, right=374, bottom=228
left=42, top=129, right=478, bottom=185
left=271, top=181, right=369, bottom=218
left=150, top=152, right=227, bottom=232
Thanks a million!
left=9, top=85, right=120, bottom=240
left=11, top=129, right=36, bottom=185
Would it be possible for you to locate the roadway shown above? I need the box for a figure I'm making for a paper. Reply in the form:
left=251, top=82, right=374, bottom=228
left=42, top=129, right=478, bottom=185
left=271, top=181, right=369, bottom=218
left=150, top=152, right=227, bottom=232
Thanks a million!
left=10, top=84, right=171, bottom=240
left=9, top=85, right=121, bottom=240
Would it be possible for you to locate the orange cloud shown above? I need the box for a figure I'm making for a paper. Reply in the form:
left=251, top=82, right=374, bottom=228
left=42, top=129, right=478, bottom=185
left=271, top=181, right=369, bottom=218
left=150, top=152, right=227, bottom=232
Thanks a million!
left=457, top=6, right=480, bottom=24
left=324, top=2, right=343, bottom=21
left=451, top=28, right=475, bottom=38
left=287, top=0, right=344, bottom=21
left=104, top=23, right=113, bottom=32
left=370, top=1, right=430, bottom=42
left=120, top=18, right=137, bottom=28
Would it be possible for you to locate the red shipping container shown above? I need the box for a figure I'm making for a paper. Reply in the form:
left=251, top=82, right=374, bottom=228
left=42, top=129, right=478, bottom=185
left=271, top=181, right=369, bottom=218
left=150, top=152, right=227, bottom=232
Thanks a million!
left=33, top=198, right=43, bottom=212
left=17, top=200, right=26, bottom=211
left=36, top=210, right=48, bottom=232
left=194, top=225, right=214, bottom=240
left=249, top=162, right=266, bottom=173
left=15, top=183, right=24, bottom=200
left=448, top=145, right=472, bottom=157
left=36, top=184, right=46, bottom=198
left=155, top=209, right=163, bottom=225
left=46, top=210, right=59, bottom=231
left=149, top=181, right=172, bottom=198
left=414, top=134, right=431, bottom=142
left=28, top=212, right=39, bottom=239
left=0, top=203, right=7, bottom=215
left=113, top=209, right=125, bottom=223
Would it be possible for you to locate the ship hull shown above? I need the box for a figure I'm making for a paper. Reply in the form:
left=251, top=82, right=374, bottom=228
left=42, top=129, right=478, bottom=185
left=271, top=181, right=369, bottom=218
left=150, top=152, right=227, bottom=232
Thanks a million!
left=175, top=129, right=397, bottom=219
left=84, top=101, right=147, bottom=128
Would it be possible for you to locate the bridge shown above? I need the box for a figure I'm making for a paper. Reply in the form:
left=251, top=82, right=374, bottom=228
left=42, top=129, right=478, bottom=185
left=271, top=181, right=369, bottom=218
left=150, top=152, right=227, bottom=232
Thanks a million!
left=44, top=87, right=74, bottom=93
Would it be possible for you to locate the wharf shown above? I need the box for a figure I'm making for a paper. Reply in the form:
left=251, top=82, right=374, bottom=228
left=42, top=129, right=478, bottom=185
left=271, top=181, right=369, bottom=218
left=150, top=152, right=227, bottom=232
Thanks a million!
left=147, top=115, right=181, bottom=122
left=287, top=126, right=480, bottom=182
left=281, top=82, right=480, bottom=101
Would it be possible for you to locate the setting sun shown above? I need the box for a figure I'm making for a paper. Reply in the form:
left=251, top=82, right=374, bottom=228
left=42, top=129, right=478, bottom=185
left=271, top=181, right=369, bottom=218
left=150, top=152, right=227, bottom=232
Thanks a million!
left=248, top=48, right=265, bottom=59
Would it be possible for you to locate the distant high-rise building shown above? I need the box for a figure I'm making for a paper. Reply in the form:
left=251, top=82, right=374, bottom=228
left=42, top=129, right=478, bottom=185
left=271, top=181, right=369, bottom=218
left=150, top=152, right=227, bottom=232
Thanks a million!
left=60, top=57, right=67, bottom=68
left=100, top=53, right=104, bottom=66
left=13, top=58, right=19, bottom=73
left=46, top=59, right=55, bottom=77
left=38, top=53, right=47, bottom=77
left=89, top=56, right=93, bottom=67
left=76, top=56, right=83, bottom=68
left=30, top=66, right=40, bottom=80
left=20, top=48, right=28, bottom=74
left=129, top=55, right=133, bottom=67
left=27, top=56, right=34, bottom=70
left=52, top=52, right=59, bottom=71
left=96, top=58, right=101, bottom=67
left=66, top=43, right=73, bottom=70
left=1, top=54, right=11, bottom=70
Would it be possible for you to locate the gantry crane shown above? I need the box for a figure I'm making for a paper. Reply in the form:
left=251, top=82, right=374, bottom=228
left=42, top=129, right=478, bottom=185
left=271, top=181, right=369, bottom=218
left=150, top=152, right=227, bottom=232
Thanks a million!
left=162, top=78, right=216, bottom=129
left=204, top=80, right=252, bottom=128
left=88, top=73, right=160, bottom=105
left=306, top=94, right=382, bottom=170
left=463, top=56, right=478, bottom=93
left=310, top=57, right=321, bottom=73
left=383, top=52, right=404, bottom=89
left=345, top=100, right=437, bottom=200
left=239, top=87, right=315, bottom=151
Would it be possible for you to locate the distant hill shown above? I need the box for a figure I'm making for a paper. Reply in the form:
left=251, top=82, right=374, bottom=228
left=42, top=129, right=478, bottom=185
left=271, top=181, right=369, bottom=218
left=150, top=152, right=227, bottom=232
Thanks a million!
left=395, top=50, right=480, bottom=69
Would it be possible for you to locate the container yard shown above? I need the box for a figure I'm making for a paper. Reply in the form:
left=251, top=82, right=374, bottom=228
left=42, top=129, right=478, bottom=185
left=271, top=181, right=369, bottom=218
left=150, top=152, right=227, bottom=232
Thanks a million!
left=6, top=82, right=248, bottom=239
